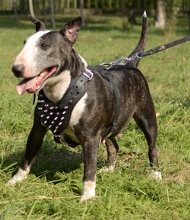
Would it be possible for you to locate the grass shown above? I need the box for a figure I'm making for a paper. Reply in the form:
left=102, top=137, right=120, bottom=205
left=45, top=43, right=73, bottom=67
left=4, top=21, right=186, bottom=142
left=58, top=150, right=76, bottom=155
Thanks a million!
left=0, top=13, right=190, bottom=219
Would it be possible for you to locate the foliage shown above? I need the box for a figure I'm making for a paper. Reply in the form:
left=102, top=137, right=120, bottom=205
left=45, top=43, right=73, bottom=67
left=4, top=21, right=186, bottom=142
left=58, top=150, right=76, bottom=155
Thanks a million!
left=164, top=0, right=183, bottom=34
left=0, top=13, right=190, bottom=219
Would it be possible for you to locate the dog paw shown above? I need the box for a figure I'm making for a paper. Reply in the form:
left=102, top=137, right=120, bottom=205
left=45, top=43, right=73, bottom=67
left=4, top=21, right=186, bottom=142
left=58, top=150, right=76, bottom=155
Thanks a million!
left=149, top=170, right=162, bottom=180
left=81, top=180, right=96, bottom=202
left=6, top=178, right=17, bottom=186
left=99, top=166, right=114, bottom=173
left=80, top=194, right=95, bottom=202
left=6, top=168, right=28, bottom=186
left=6, top=174, right=27, bottom=186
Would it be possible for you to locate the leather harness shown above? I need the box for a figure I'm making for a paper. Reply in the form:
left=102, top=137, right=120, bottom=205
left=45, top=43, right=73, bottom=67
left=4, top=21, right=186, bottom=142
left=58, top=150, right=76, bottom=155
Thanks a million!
left=36, top=66, right=120, bottom=143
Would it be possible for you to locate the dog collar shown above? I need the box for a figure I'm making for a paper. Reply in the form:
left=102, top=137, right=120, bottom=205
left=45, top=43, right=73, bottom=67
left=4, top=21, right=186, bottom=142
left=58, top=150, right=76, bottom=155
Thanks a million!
left=36, top=69, right=93, bottom=142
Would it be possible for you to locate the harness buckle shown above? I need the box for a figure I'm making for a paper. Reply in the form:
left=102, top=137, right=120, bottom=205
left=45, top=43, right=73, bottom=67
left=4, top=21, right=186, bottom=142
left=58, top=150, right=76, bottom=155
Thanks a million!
left=83, top=69, right=93, bottom=80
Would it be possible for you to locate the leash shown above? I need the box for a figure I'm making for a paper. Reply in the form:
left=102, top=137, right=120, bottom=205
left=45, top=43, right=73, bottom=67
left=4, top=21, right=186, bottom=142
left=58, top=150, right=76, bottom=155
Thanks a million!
left=101, top=35, right=190, bottom=69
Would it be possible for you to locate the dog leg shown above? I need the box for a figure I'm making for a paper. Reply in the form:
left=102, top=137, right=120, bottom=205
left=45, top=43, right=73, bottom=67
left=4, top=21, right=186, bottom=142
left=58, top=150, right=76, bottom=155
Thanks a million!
left=7, top=113, right=47, bottom=185
left=133, top=109, right=162, bottom=180
left=80, top=138, right=99, bottom=202
left=100, top=138, right=119, bottom=172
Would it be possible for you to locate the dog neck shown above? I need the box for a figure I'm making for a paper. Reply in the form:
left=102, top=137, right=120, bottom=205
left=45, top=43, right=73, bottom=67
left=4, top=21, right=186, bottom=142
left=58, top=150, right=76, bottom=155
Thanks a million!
left=43, top=70, right=71, bottom=102
left=43, top=53, right=88, bottom=103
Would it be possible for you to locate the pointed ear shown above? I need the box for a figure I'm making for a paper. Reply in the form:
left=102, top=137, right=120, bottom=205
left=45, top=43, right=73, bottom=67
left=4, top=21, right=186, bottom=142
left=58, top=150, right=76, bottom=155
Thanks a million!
left=60, top=17, right=82, bottom=45
left=28, top=15, right=46, bottom=32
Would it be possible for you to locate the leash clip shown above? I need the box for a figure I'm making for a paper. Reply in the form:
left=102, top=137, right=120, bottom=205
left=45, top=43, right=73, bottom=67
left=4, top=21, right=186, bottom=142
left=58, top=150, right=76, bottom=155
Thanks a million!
left=100, top=56, right=128, bottom=70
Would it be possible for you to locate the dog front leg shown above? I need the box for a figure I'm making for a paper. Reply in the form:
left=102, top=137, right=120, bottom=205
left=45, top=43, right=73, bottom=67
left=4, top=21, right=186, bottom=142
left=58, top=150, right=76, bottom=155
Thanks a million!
left=7, top=114, right=47, bottom=185
left=80, top=138, right=99, bottom=202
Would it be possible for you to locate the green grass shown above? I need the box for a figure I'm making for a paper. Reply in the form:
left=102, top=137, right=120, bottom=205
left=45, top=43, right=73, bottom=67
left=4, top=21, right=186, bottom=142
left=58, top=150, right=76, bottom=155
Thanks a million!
left=0, top=13, right=190, bottom=219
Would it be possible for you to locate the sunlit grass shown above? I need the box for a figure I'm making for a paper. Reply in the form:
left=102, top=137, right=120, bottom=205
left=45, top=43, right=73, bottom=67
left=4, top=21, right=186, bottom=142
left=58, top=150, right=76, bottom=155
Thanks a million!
left=0, top=13, right=190, bottom=219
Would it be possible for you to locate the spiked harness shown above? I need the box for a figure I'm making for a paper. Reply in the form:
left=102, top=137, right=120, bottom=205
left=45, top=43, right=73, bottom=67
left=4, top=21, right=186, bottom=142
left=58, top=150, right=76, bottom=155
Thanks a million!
left=36, top=66, right=120, bottom=143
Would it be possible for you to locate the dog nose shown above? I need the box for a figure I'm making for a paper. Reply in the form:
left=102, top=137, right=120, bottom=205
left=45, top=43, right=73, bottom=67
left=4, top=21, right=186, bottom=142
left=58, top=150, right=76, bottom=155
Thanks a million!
left=12, top=64, right=24, bottom=77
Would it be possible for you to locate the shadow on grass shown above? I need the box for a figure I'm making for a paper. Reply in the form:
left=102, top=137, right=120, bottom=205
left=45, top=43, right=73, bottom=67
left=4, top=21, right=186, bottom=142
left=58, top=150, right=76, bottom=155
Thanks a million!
left=2, top=138, right=84, bottom=183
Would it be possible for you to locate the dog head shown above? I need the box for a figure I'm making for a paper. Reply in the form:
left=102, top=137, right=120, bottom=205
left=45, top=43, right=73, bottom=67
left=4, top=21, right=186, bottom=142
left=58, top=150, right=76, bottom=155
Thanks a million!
left=12, top=16, right=84, bottom=95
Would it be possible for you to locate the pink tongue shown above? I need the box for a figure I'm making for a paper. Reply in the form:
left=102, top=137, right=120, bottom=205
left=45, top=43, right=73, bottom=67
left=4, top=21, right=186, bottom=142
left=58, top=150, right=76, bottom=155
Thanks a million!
left=16, top=77, right=37, bottom=95
left=16, top=67, right=57, bottom=95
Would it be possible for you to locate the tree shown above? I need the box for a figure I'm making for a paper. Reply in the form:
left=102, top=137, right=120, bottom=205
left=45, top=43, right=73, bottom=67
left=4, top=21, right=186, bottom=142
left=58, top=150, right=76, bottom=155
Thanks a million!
left=49, top=0, right=55, bottom=28
left=12, top=0, right=18, bottom=25
left=164, top=0, right=182, bottom=34
left=155, top=0, right=165, bottom=28
left=80, top=0, right=85, bottom=26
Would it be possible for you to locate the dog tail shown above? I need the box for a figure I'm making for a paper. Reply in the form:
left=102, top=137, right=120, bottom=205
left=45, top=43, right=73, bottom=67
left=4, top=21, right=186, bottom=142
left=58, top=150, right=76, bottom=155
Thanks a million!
left=126, top=11, right=148, bottom=68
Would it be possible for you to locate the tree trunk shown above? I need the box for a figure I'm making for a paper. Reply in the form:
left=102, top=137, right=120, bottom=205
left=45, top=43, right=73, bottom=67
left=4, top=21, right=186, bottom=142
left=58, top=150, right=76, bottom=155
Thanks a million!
left=49, top=0, right=55, bottom=28
left=42, top=0, right=47, bottom=24
left=155, top=0, right=165, bottom=28
left=12, top=0, right=18, bottom=25
left=29, top=0, right=35, bottom=17
left=120, top=0, right=129, bottom=30
left=80, top=0, right=85, bottom=26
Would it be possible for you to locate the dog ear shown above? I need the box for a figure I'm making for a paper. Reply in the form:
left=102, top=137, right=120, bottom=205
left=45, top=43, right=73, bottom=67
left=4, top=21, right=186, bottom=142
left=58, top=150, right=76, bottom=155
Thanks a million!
left=60, top=17, right=82, bottom=45
left=28, top=15, right=46, bottom=32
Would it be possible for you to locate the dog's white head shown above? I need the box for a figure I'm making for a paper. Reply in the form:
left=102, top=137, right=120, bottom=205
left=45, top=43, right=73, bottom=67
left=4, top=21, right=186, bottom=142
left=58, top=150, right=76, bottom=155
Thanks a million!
left=12, top=16, right=86, bottom=95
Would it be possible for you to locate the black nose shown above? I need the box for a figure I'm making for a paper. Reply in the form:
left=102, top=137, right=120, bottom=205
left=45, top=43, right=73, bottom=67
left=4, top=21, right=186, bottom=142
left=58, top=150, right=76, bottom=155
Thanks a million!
left=12, top=64, right=24, bottom=77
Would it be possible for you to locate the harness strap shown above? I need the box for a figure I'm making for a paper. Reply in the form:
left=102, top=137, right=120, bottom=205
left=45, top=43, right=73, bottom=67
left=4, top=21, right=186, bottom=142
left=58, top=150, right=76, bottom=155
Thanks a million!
left=37, top=69, right=93, bottom=143
left=88, top=65, right=120, bottom=138
left=102, top=73, right=120, bottom=137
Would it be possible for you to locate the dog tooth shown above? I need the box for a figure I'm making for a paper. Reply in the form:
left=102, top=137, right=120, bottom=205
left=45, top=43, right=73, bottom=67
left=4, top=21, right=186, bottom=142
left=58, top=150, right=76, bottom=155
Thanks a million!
left=49, top=125, right=52, bottom=128
left=50, top=112, right=53, bottom=115
left=50, top=107, right=54, bottom=109
left=61, top=117, right=64, bottom=120
left=41, top=114, right=44, bottom=117
left=44, top=121, right=47, bottom=124
left=56, top=112, right=60, bottom=115
left=38, top=107, right=42, bottom=110
left=62, top=111, right=66, bottom=114
left=54, top=117, right=58, bottom=120
left=45, top=104, right=49, bottom=107
left=46, top=116, right=50, bottom=119
left=59, top=122, right=62, bottom=125
left=51, top=121, right=54, bottom=124
left=55, top=106, right=58, bottom=109
left=44, top=110, right=48, bottom=112
left=64, top=106, right=68, bottom=109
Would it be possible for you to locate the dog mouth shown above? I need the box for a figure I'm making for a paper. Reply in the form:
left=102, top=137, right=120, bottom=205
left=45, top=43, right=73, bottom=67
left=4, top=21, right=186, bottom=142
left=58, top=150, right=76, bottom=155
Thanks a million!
left=16, top=66, right=57, bottom=95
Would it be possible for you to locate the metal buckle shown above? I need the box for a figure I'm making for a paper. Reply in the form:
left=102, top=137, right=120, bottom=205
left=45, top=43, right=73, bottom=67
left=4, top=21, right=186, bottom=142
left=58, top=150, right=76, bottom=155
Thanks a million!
left=83, top=69, right=93, bottom=80
left=100, top=56, right=128, bottom=69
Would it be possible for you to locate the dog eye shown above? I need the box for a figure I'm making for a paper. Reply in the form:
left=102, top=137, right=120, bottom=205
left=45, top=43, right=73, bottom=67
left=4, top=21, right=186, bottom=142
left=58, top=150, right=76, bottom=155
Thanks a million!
left=41, top=43, right=47, bottom=48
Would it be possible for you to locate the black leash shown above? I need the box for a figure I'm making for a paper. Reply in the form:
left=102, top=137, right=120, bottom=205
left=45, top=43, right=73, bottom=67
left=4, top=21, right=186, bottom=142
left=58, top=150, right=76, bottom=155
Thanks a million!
left=138, top=35, right=190, bottom=58
left=101, top=35, right=190, bottom=69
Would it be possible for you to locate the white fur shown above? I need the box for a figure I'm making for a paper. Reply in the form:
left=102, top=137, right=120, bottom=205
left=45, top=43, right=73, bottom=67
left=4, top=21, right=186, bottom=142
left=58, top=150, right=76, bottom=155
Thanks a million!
left=81, top=180, right=96, bottom=202
left=99, top=165, right=115, bottom=173
left=13, top=30, right=50, bottom=78
left=149, top=170, right=162, bottom=180
left=60, top=93, right=88, bottom=143
left=78, top=53, right=88, bottom=68
left=69, top=93, right=87, bottom=127
left=43, top=70, right=71, bottom=102
left=7, top=167, right=30, bottom=185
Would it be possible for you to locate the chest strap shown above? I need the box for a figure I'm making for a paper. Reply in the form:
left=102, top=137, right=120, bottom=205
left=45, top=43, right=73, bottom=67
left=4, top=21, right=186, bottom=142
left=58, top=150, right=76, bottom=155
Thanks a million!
left=37, top=69, right=93, bottom=142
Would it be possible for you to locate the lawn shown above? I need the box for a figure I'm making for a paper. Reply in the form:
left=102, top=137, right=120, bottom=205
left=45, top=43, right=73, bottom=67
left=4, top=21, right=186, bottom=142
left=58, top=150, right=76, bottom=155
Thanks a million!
left=0, top=13, right=190, bottom=219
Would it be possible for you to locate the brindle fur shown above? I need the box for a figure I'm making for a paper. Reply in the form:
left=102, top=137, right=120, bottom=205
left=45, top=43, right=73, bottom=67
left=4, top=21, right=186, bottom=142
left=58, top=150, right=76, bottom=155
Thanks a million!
left=9, top=13, right=161, bottom=201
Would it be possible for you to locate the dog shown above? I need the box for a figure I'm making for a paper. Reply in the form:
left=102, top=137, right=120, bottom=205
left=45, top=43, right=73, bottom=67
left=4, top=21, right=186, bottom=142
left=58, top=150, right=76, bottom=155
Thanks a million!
left=9, top=12, right=162, bottom=201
